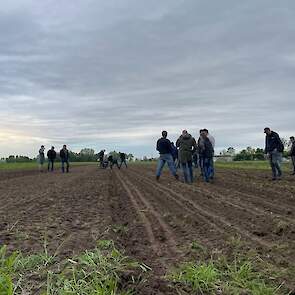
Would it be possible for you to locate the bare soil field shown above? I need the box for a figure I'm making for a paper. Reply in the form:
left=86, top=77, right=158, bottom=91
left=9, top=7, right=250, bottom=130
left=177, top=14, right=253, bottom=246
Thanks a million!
left=0, top=164, right=294, bottom=294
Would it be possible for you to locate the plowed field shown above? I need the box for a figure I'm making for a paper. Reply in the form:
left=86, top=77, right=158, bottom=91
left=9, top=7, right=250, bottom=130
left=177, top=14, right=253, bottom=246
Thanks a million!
left=0, top=164, right=294, bottom=294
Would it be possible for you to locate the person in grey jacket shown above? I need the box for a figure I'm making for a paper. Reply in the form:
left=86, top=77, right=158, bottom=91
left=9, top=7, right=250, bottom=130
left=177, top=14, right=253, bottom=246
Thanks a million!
left=176, top=130, right=197, bottom=183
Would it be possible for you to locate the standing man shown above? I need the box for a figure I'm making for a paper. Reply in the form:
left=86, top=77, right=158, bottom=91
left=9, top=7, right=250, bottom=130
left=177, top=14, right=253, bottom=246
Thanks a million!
left=98, top=150, right=105, bottom=168
left=200, top=130, right=215, bottom=182
left=38, top=145, right=45, bottom=172
left=170, top=142, right=178, bottom=167
left=197, top=129, right=205, bottom=176
left=264, top=127, right=284, bottom=180
left=176, top=130, right=197, bottom=183
left=60, top=145, right=70, bottom=173
left=119, top=152, right=128, bottom=169
left=156, top=131, right=178, bottom=181
left=203, top=129, right=215, bottom=179
left=289, top=136, right=295, bottom=175
left=47, top=146, right=56, bottom=172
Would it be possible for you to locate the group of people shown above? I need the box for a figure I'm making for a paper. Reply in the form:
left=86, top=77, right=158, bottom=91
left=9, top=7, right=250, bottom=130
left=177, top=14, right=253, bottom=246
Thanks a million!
left=155, top=127, right=295, bottom=183
left=98, top=150, right=128, bottom=170
left=38, top=145, right=70, bottom=173
left=264, top=127, right=295, bottom=180
left=156, top=129, right=215, bottom=183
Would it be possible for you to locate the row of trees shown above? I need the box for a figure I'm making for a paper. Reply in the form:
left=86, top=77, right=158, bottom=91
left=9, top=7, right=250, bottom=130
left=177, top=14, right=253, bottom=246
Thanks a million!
left=220, top=147, right=291, bottom=161
left=2, top=149, right=134, bottom=163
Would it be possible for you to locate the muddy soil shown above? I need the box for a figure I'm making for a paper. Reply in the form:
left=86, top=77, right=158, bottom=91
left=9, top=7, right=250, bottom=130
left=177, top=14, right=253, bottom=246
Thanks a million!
left=0, top=165, right=294, bottom=294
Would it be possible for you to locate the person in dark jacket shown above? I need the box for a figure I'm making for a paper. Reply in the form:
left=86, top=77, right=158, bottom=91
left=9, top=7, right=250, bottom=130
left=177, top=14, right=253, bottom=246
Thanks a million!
left=200, top=131, right=214, bottom=182
left=108, top=154, right=120, bottom=169
left=197, top=129, right=205, bottom=176
left=170, top=142, right=178, bottom=165
left=47, top=146, right=56, bottom=172
left=290, top=136, right=295, bottom=175
left=156, top=131, right=178, bottom=181
left=60, top=145, right=70, bottom=173
left=98, top=150, right=105, bottom=168
left=264, top=127, right=284, bottom=180
left=119, top=152, right=128, bottom=169
left=176, top=130, right=197, bottom=183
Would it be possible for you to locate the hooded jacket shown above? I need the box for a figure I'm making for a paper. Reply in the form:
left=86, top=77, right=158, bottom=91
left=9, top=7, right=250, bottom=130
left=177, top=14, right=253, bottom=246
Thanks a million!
left=176, top=133, right=197, bottom=164
left=265, top=131, right=284, bottom=153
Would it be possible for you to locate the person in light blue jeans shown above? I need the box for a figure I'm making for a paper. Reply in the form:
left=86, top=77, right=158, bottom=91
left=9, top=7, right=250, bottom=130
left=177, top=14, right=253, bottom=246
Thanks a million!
left=156, top=131, right=179, bottom=181
left=156, top=153, right=178, bottom=179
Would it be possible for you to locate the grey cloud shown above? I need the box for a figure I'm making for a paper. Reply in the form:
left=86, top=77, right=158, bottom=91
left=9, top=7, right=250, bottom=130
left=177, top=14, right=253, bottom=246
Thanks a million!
left=0, top=0, right=295, bottom=157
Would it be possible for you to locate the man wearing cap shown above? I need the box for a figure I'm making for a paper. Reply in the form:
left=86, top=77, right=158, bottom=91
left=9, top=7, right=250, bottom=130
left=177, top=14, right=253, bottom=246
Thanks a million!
left=289, top=136, right=295, bottom=175
left=264, top=127, right=284, bottom=180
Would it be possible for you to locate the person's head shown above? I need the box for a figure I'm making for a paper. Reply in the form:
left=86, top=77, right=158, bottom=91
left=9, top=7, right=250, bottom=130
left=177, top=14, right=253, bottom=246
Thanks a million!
left=63, top=144, right=67, bottom=149
left=290, top=136, right=295, bottom=143
left=264, top=127, right=271, bottom=135
left=51, top=146, right=55, bottom=150
left=41, top=145, right=44, bottom=148
left=203, top=129, right=209, bottom=135
left=199, top=129, right=204, bottom=135
left=182, top=130, right=188, bottom=136
left=162, top=130, right=168, bottom=138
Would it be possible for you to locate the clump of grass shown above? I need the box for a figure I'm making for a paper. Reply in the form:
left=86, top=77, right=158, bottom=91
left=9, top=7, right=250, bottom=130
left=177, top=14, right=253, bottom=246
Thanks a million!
left=168, top=255, right=282, bottom=295
left=0, top=240, right=148, bottom=294
left=169, top=262, right=219, bottom=294
left=46, top=240, right=147, bottom=294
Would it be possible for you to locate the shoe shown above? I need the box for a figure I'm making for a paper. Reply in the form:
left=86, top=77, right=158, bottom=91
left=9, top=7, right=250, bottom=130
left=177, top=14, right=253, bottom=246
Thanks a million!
left=174, top=174, right=179, bottom=180
left=156, top=176, right=160, bottom=181
left=272, top=177, right=277, bottom=181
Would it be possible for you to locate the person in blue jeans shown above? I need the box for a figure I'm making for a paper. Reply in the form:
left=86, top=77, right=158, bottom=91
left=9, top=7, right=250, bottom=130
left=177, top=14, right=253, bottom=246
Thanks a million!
left=60, top=145, right=70, bottom=173
left=156, top=131, right=179, bottom=181
left=200, top=131, right=214, bottom=182
left=176, top=130, right=197, bottom=183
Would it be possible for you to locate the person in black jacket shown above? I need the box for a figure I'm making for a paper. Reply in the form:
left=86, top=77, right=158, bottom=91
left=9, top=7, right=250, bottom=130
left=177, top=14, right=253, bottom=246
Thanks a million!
left=156, top=131, right=178, bottom=181
left=47, top=146, right=56, bottom=172
left=60, top=145, right=70, bottom=173
left=98, top=150, right=105, bottom=168
left=290, top=136, right=295, bottom=175
left=119, top=152, right=128, bottom=169
left=200, top=131, right=214, bottom=182
left=264, top=127, right=284, bottom=180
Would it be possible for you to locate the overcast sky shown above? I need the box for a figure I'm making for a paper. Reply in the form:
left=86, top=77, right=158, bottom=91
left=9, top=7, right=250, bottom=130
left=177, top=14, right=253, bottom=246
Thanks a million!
left=0, top=0, right=294, bottom=158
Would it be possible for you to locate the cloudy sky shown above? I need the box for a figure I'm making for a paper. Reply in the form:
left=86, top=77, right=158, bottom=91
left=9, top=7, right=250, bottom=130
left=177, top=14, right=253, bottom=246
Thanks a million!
left=0, top=0, right=294, bottom=158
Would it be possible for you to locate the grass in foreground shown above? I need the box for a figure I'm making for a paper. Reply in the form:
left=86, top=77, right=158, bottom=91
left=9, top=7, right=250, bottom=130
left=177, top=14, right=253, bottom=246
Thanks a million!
left=167, top=237, right=290, bottom=295
left=0, top=240, right=148, bottom=294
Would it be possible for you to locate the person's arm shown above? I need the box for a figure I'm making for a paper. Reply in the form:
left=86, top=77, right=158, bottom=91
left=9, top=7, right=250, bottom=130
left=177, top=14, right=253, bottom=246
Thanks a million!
left=176, top=138, right=180, bottom=148
left=156, top=139, right=160, bottom=151
left=264, top=136, right=268, bottom=154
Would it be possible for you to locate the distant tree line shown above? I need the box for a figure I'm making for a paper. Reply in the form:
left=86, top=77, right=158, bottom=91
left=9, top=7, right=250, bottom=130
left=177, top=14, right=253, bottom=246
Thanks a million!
left=220, top=144, right=291, bottom=161
left=2, top=149, right=134, bottom=163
